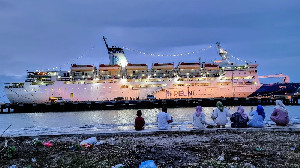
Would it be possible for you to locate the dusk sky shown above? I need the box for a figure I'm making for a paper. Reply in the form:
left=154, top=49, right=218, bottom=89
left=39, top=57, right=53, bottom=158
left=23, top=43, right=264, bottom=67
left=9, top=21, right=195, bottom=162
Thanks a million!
left=0, top=0, right=300, bottom=102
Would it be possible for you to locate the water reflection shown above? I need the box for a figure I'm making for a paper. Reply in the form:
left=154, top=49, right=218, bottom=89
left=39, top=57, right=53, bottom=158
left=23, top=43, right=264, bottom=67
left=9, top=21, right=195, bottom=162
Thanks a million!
left=0, top=105, right=299, bottom=136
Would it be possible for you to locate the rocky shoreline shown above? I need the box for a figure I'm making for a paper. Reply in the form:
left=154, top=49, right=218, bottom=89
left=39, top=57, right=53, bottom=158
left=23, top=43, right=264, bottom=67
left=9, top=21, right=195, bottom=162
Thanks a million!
left=1, top=128, right=300, bottom=167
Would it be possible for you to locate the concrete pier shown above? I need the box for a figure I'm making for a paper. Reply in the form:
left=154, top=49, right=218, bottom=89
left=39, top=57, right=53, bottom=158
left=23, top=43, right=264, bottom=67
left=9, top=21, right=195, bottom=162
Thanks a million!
left=0, top=96, right=298, bottom=113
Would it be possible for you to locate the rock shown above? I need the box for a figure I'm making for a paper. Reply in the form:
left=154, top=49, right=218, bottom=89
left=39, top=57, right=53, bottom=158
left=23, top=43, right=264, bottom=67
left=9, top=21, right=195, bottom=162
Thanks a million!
left=218, top=156, right=224, bottom=161
left=232, top=156, right=239, bottom=161
left=244, top=163, right=256, bottom=168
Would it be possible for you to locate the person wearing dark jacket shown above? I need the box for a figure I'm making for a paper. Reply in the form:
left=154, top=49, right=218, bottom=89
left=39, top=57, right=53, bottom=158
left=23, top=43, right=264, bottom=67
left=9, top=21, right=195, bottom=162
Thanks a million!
left=134, top=110, right=145, bottom=131
left=247, top=105, right=265, bottom=128
left=230, top=106, right=249, bottom=128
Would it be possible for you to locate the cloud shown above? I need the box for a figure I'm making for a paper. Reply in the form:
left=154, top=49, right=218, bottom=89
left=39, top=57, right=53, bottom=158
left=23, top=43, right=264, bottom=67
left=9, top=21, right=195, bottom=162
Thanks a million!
left=0, top=0, right=299, bottom=83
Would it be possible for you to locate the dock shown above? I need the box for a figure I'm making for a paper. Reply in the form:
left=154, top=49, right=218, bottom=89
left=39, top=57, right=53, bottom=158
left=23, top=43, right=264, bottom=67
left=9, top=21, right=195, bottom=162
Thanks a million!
left=1, top=96, right=299, bottom=113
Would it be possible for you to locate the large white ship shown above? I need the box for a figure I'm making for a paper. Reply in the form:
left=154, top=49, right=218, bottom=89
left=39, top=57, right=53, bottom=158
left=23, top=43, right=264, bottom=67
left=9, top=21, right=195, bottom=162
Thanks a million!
left=5, top=38, right=264, bottom=104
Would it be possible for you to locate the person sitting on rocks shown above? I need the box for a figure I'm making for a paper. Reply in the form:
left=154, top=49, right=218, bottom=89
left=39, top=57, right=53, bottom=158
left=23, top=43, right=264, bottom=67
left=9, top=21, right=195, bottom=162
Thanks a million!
left=134, top=110, right=145, bottom=131
left=270, top=100, right=289, bottom=126
left=230, top=105, right=249, bottom=128
left=247, top=105, right=265, bottom=128
left=211, top=101, right=231, bottom=128
left=193, top=106, right=208, bottom=129
left=157, top=107, right=173, bottom=130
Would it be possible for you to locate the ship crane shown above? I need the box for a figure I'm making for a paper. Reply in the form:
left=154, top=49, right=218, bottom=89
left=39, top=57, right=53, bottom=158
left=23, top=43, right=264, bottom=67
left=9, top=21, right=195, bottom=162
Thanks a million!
left=258, top=74, right=290, bottom=83
left=103, top=36, right=109, bottom=49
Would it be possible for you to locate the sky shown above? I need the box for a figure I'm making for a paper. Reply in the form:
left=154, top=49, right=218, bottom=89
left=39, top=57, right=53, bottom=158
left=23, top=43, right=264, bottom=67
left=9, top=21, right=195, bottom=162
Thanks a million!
left=0, top=0, right=300, bottom=102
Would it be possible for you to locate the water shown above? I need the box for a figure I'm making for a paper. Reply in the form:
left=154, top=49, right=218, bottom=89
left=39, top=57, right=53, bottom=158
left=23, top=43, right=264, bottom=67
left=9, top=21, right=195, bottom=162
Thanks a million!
left=0, top=106, right=299, bottom=136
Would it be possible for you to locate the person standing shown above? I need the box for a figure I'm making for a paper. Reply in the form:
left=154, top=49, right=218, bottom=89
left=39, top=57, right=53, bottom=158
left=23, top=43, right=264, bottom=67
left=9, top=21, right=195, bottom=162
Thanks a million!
left=230, top=105, right=249, bottom=128
left=211, top=101, right=231, bottom=128
left=157, top=107, right=173, bottom=130
left=270, top=100, right=289, bottom=126
left=193, top=106, right=208, bottom=129
left=134, top=110, right=145, bottom=131
left=247, top=105, right=265, bottom=128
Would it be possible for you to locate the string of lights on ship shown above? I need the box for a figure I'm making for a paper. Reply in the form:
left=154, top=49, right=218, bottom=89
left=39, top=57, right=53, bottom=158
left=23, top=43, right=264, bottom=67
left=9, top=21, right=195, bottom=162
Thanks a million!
left=36, top=44, right=249, bottom=72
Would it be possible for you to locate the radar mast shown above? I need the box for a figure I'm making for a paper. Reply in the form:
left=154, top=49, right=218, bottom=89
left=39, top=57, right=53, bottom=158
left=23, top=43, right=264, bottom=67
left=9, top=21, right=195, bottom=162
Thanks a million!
left=216, top=42, right=229, bottom=60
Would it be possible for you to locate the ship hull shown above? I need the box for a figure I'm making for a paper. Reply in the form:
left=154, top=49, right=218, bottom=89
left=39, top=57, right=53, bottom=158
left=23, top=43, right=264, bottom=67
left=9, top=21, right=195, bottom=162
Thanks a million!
left=249, top=83, right=300, bottom=97
left=5, top=79, right=262, bottom=104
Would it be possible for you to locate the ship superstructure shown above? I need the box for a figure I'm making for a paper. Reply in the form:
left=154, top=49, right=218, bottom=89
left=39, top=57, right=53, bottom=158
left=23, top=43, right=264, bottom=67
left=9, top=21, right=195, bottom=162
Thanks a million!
left=5, top=38, right=264, bottom=104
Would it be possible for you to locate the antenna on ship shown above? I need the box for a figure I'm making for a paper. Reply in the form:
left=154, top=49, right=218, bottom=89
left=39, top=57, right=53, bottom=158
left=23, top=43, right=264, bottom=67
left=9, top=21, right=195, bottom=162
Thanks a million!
left=103, top=36, right=109, bottom=49
left=216, top=42, right=229, bottom=60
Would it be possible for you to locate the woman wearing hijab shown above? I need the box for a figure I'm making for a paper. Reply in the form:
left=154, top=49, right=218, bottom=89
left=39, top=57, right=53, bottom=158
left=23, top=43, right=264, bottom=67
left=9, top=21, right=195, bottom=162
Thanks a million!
left=193, top=106, right=208, bottom=129
left=211, top=101, right=231, bottom=128
left=270, top=100, right=289, bottom=126
left=230, top=106, right=249, bottom=128
left=247, top=105, right=265, bottom=128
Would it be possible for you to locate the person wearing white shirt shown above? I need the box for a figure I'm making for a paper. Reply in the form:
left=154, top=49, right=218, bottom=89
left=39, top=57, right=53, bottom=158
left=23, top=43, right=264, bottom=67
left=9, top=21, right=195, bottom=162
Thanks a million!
left=211, top=101, right=231, bottom=128
left=157, top=107, right=173, bottom=130
left=193, top=106, right=208, bottom=129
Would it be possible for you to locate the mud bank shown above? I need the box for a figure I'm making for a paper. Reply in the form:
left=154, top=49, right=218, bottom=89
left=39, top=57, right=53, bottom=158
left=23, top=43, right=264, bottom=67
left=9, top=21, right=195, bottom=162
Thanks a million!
left=1, top=128, right=300, bottom=167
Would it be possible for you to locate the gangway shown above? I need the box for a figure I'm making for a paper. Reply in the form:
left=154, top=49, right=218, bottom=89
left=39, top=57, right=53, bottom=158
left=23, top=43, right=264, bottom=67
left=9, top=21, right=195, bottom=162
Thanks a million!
left=258, top=73, right=290, bottom=83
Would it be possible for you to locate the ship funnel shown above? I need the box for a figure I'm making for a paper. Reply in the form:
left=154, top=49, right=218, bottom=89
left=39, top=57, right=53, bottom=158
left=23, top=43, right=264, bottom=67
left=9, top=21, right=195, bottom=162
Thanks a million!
left=103, top=36, right=128, bottom=67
